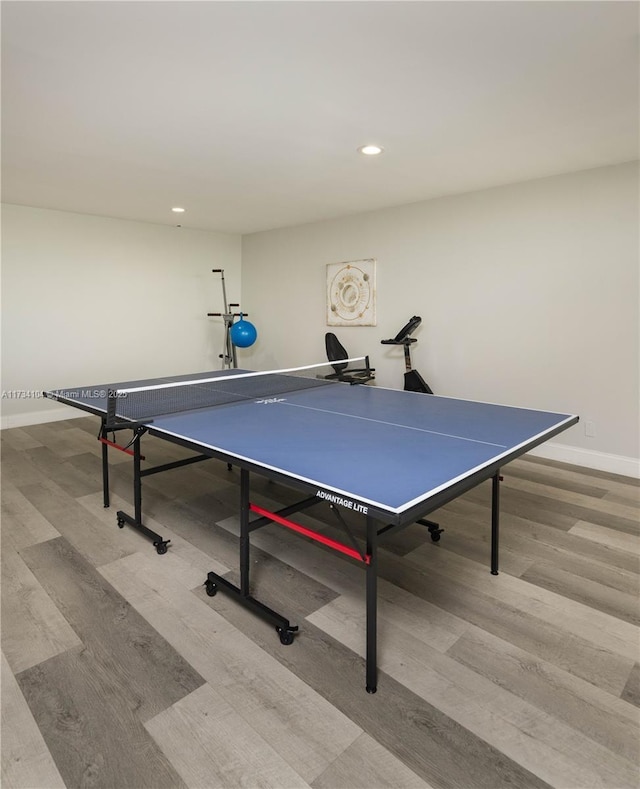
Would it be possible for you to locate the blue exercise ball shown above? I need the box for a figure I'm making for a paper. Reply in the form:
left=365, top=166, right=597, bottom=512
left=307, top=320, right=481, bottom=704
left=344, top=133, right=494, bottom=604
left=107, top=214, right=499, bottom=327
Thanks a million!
left=230, top=315, right=257, bottom=348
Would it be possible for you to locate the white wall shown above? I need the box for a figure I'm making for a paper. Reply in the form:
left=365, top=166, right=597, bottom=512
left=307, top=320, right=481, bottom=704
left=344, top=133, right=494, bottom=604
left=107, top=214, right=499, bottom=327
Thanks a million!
left=1, top=205, right=241, bottom=426
left=242, top=163, right=639, bottom=476
left=3, top=165, right=638, bottom=476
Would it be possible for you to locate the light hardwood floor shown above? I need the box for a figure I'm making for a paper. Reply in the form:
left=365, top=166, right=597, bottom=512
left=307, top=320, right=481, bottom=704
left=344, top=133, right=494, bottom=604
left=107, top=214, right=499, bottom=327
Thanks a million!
left=1, top=417, right=638, bottom=789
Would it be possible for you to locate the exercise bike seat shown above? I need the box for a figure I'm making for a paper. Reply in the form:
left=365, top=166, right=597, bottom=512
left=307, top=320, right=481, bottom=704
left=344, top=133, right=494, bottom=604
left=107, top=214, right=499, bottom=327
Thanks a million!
left=324, top=332, right=375, bottom=384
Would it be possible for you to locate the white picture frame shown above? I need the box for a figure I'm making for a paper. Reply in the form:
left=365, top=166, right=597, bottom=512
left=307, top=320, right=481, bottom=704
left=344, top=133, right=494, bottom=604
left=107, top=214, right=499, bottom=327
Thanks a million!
left=326, top=259, right=376, bottom=326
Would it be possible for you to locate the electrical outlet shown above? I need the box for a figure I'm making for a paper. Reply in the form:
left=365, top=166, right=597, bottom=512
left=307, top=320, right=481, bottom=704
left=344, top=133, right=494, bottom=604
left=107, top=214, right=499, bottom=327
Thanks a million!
left=585, top=421, right=595, bottom=437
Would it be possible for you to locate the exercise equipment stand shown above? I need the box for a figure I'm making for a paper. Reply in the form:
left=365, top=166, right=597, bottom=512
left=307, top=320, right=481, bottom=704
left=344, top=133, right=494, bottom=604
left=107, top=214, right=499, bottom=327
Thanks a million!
left=381, top=316, right=433, bottom=394
left=207, top=269, right=250, bottom=369
left=381, top=315, right=441, bottom=540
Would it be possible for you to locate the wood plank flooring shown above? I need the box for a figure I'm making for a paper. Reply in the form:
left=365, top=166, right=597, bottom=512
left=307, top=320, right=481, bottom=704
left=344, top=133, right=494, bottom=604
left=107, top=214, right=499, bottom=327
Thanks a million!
left=1, top=417, right=638, bottom=789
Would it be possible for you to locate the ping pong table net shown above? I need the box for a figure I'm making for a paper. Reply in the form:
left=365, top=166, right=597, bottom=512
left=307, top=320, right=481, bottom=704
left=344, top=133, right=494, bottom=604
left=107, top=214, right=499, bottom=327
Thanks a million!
left=105, top=358, right=372, bottom=426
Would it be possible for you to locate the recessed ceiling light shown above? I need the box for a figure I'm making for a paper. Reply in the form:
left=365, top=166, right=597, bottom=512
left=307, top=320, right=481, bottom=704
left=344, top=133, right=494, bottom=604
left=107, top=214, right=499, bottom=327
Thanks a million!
left=171, top=206, right=186, bottom=213
left=358, top=145, right=384, bottom=156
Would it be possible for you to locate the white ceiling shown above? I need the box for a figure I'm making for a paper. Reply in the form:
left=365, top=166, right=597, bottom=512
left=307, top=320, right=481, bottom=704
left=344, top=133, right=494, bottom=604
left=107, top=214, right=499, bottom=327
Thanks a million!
left=2, top=1, right=638, bottom=235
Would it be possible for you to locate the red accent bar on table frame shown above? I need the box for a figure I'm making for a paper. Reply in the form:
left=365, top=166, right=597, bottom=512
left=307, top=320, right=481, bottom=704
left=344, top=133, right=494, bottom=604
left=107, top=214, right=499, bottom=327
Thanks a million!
left=249, top=503, right=371, bottom=565
left=98, top=436, right=144, bottom=459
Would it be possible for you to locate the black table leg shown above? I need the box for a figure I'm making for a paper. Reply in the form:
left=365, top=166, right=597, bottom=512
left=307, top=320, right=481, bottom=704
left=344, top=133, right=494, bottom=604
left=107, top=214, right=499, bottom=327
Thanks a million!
left=116, top=428, right=170, bottom=554
left=366, top=515, right=378, bottom=693
left=204, top=468, right=298, bottom=644
left=491, top=470, right=500, bottom=575
left=100, top=419, right=110, bottom=508
left=240, top=468, right=250, bottom=595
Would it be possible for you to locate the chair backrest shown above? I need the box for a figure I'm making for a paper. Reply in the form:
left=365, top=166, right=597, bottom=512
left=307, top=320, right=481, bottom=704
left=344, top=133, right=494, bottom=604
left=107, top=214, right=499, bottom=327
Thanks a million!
left=325, top=332, right=349, bottom=374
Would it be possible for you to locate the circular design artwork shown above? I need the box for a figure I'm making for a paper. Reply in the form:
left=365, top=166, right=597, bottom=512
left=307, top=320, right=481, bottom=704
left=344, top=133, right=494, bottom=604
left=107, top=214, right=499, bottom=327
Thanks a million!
left=328, top=263, right=373, bottom=323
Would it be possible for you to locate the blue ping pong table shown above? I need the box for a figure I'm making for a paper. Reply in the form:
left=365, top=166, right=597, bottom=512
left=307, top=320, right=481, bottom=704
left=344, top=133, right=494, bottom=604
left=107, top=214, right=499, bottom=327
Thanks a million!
left=44, top=367, right=578, bottom=693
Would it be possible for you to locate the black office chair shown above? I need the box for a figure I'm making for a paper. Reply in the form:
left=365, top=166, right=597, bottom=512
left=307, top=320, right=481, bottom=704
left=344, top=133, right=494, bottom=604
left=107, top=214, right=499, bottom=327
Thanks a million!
left=324, top=332, right=375, bottom=384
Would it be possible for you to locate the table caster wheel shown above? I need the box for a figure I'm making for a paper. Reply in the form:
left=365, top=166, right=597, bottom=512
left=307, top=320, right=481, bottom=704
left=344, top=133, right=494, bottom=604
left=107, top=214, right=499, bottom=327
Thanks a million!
left=154, top=541, right=169, bottom=555
left=205, top=581, right=218, bottom=597
left=117, top=518, right=125, bottom=529
left=277, top=627, right=294, bottom=645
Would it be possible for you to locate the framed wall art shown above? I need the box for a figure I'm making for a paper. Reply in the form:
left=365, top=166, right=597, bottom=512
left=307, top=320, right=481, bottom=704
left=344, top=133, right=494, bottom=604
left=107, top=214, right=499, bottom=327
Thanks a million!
left=326, top=258, right=376, bottom=326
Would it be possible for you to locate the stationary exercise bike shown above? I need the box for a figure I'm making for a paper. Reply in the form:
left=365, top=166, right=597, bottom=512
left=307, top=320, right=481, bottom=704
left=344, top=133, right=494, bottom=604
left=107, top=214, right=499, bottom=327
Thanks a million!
left=381, top=316, right=433, bottom=394
left=381, top=316, right=442, bottom=541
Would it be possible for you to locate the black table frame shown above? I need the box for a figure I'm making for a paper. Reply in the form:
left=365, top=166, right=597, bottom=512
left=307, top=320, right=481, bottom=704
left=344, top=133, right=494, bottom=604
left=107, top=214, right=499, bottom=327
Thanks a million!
left=47, top=394, right=576, bottom=693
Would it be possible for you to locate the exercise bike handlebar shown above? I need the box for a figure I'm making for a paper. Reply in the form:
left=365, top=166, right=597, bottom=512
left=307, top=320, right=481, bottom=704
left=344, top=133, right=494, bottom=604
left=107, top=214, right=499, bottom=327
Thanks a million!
left=381, top=315, right=422, bottom=345
left=207, top=312, right=248, bottom=317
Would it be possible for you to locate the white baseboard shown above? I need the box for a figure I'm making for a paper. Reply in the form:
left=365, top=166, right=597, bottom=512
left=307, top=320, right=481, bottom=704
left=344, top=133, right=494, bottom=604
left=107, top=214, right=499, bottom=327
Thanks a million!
left=3, top=412, right=639, bottom=480
left=527, top=442, right=640, bottom=479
